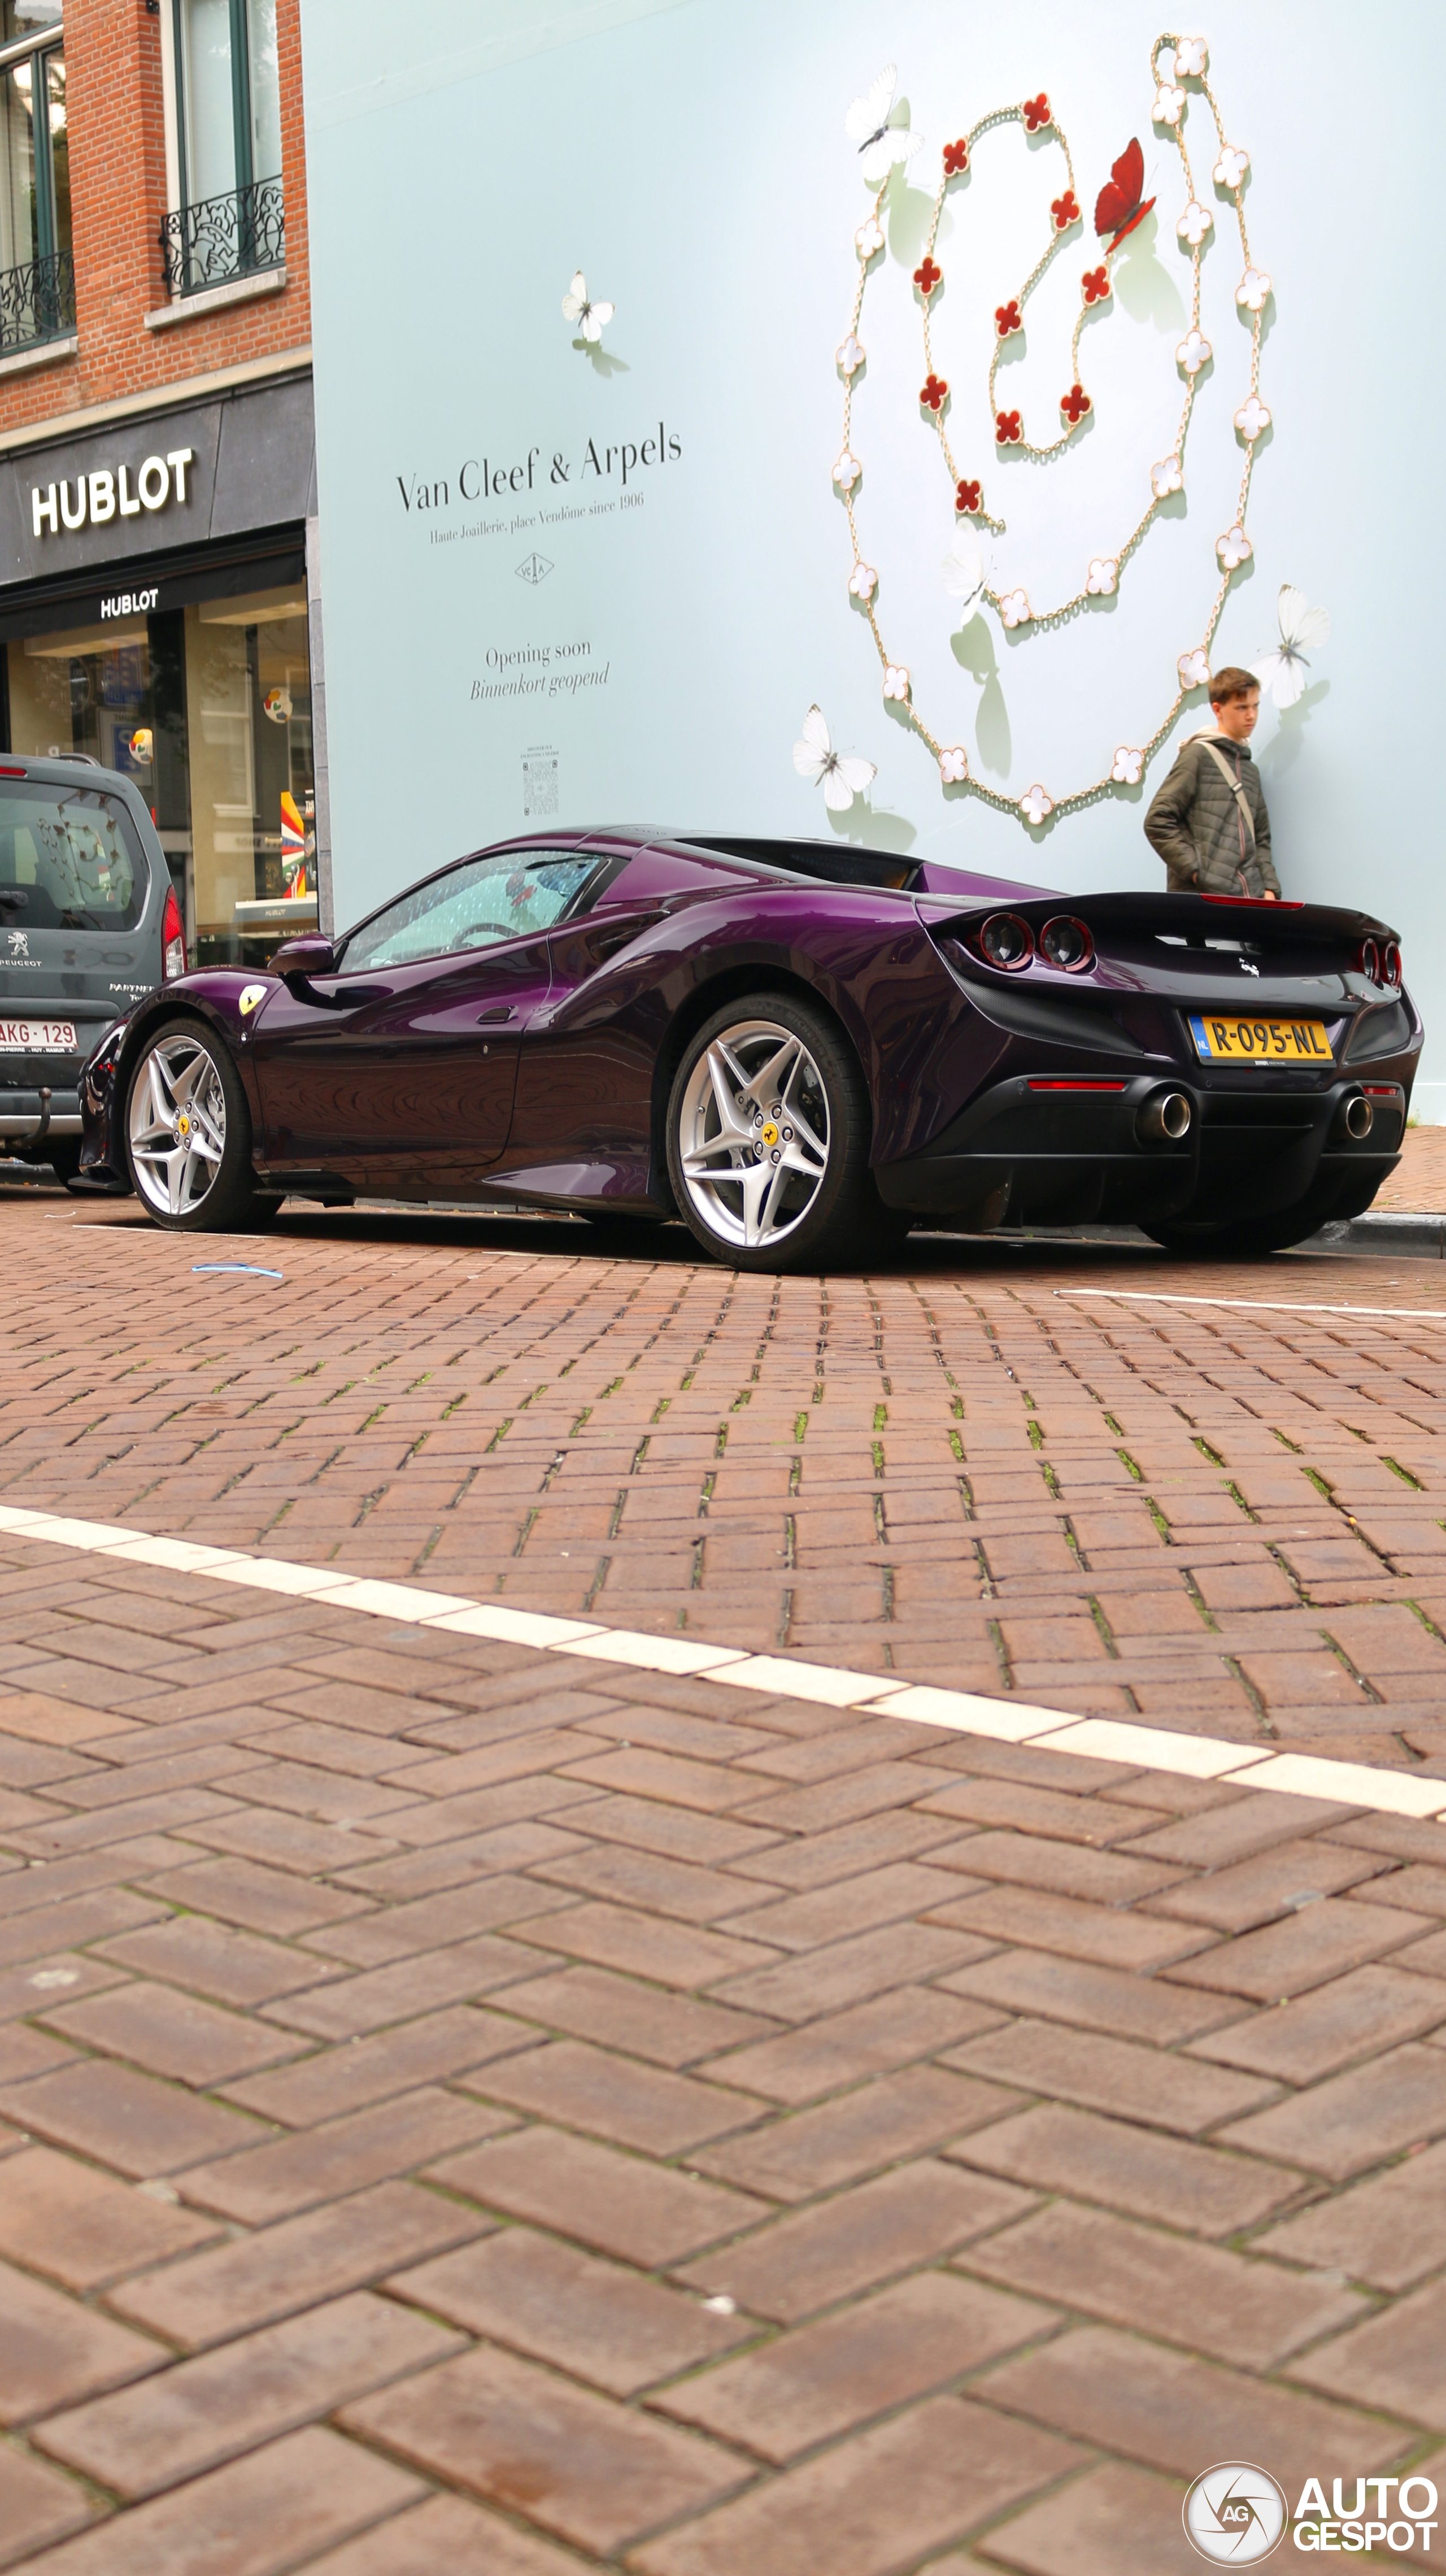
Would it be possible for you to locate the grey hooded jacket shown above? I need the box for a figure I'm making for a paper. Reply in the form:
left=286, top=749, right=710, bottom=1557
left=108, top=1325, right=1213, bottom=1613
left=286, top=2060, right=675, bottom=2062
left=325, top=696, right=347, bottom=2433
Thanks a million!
left=1143, top=733, right=1280, bottom=898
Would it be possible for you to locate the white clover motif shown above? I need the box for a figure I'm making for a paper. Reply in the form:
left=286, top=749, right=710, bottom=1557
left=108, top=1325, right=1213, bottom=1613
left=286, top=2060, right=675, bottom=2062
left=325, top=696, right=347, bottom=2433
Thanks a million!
left=1086, top=558, right=1118, bottom=596
left=1217, top=523, right=1253, bottom=570
left=882, top=663, right=911, bottom=702
left=1178, top=647, right=1212, bottom=689
left=1213, top=143, right=1249, bottom=189
left=855, top=217, right=885, bottom=260
left=1018, top=784, right=1053, bottom=825
left=833, top=449, right=862, bottom=492
left=835, top=333, right=865, bottom=376
left=1152, top=81, right=1186, bottom=125
left=848, top=560, right=877, bottom=600
left=1234, top=393, right=1271, bottom=441
left=998, top=588, right=1032, bottom=629
left=1177, top=200, right=1213, bottom=247
left=1237, top=266, right=1272, bottom=311
left=1111, top=746, right=1144, bottom=785
left=938, top=745, right=969, bottom=784
left=1151, top=454, right=1184, bottom=498
left=1176, top=327, right=1212, bottom=376
left=1174, top=34, right=1209, bottom=76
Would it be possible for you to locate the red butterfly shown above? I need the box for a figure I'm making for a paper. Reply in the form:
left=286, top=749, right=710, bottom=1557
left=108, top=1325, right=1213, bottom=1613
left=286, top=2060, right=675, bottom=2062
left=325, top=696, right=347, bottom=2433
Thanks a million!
left=1094, top=137, right=1156, bottom=252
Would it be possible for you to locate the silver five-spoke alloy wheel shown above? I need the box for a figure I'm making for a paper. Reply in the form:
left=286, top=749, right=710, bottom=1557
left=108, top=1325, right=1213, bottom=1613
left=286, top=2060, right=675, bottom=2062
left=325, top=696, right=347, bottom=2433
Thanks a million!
left=676, top=1017, right=830, bottom=1251
left=128, top=1030, right=228, bottom=1218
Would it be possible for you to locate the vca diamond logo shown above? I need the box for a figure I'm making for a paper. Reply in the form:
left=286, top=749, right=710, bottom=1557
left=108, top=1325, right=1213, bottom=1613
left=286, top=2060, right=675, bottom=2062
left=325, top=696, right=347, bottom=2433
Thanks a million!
left=515, top=552, right=554, bottom=586
left=1184, top=2464, right=1288, bottom=2562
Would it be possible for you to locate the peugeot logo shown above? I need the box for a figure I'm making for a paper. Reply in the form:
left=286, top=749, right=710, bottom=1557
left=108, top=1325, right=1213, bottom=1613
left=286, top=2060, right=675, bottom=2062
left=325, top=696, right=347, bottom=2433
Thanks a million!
left=7, top=928, right=27, bottom=955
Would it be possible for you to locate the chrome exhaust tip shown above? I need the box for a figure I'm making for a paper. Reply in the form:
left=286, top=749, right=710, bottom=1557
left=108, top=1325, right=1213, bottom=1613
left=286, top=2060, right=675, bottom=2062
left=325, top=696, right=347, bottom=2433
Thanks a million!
left=1137, top=1090, right=1192, bottom=1144
left=1343, top=1093, right=1374, bottom=1141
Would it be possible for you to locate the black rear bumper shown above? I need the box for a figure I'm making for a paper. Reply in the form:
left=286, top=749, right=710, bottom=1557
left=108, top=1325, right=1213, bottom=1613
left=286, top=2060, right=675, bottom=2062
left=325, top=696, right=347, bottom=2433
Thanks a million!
left=877, top=1072, right=1404, bottom=1232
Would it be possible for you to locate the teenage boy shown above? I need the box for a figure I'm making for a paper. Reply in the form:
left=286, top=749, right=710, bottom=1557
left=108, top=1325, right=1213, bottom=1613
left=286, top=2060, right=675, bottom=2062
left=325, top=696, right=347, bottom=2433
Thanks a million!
left=1144, top=668, right=1279, bottom=899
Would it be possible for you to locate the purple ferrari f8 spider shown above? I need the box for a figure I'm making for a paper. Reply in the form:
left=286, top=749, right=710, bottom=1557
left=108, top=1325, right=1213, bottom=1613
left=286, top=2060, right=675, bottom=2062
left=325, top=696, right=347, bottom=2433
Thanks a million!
left=79, top=829, right=1420, bottom=1269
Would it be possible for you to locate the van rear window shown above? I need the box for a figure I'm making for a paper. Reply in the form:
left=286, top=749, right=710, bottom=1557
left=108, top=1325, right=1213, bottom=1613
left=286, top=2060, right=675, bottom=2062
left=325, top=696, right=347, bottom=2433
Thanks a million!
left=0, top=781, right=147, bottom=935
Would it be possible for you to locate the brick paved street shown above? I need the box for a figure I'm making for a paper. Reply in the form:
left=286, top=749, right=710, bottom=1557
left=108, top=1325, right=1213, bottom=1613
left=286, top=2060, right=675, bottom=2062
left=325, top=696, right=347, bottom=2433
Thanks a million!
left=2, top=1195, right=1446, bottom=2569
left=1378, top=1128, right=1446, bottom=1212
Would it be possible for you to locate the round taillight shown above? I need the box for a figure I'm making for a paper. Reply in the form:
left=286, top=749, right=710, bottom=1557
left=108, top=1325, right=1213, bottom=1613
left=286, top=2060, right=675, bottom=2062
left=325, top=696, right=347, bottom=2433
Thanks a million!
left=1383, top=939, right=1402, bottom=987
left=1358, top=938, right=1380, bottom=983
left=978, top=913, right=1034, bottom=970
left=1039, top=915, right=1094, bottom=972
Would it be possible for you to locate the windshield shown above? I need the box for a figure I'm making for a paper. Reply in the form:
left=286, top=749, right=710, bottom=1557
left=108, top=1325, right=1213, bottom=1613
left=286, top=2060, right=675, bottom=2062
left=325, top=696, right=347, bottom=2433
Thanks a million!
left=340, top=851, right=596, bottom=971
left=0, top=782, right=147, bottom=934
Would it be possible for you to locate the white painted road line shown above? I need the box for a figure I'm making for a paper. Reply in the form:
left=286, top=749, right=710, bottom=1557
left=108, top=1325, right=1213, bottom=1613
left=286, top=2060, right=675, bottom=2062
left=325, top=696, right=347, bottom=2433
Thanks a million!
left=1059, top=1288, right=1446, bottom=1324
left=0, top=1499, right=1440, bottom=1827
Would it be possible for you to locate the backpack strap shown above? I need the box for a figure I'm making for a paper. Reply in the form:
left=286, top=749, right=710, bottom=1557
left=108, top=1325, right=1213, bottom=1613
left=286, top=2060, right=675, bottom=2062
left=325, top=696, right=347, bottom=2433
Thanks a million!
left=1201, top=740, right=1256, bottom=851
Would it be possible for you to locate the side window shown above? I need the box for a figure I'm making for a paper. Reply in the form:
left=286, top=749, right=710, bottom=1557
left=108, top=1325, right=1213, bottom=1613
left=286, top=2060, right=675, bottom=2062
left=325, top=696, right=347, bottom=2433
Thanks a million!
left=339, top=852, right=596, bottom=973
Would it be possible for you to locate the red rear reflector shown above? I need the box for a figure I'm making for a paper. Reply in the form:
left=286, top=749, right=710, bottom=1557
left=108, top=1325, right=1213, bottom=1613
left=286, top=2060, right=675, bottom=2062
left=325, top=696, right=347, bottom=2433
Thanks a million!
left=0, top=764, right=25, bottom=776
left=162, top=884, right=187, bottom=981
left=1027, top=1079, right=1127, bottom=1092
left=1364, top=1085, right=1402, bottom=1098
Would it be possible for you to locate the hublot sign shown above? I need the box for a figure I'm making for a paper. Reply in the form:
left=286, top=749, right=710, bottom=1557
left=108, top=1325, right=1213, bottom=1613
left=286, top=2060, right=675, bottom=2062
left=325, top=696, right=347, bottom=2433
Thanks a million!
left=32, top=448, right=194, bottom=538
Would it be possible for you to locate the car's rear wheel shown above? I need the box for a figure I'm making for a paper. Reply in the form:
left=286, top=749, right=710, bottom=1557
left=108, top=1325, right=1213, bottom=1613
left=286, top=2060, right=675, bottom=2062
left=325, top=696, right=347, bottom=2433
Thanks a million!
left=666, top=992, right=885, bottom=1272
left=124, top=1019, right=269, bottom=1231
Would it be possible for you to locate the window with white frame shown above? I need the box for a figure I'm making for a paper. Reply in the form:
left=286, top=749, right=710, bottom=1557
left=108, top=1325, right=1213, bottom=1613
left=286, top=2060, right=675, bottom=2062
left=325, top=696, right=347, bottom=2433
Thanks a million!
left=0, top=1, right=71, bottom=352
left=161, top=0, right=283, bottom=297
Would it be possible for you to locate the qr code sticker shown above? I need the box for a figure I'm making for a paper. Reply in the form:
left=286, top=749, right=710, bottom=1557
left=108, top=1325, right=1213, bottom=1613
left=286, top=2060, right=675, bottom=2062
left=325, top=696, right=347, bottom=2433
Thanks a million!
left=522, top=751, right=559, bottom=817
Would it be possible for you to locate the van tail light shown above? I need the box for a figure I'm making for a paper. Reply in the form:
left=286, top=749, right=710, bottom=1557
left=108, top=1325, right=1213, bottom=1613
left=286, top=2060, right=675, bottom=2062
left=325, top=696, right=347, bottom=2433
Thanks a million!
left=162, top=885, right=186, bottom=981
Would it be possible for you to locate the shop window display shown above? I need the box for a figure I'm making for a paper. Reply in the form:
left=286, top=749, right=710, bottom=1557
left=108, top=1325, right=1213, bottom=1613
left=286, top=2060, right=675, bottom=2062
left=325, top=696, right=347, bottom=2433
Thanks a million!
left=5, top=582, right=315, bottom=967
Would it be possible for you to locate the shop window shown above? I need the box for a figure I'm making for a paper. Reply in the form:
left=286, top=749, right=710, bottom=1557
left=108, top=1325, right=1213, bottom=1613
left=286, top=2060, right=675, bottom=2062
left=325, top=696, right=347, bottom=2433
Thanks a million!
left=0, top=2, right=71, bottom=353
left=182, top=586, right=313, bottom=964
left=162, top=0, right=282, bottom=295
left=4, top=576, right=315, bottom=969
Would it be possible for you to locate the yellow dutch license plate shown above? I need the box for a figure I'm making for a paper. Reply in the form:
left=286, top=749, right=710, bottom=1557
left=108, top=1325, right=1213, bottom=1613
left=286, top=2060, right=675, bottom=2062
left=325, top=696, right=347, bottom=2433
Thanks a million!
left=1188, top=1013, right=1334, bottom=1064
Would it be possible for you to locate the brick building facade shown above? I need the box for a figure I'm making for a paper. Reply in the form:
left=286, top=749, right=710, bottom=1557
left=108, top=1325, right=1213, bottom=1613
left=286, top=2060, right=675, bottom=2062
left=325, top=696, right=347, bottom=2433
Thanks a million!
left=0, top=0, right=309, bottom=437
left=0, top=0, right=328, bottom=955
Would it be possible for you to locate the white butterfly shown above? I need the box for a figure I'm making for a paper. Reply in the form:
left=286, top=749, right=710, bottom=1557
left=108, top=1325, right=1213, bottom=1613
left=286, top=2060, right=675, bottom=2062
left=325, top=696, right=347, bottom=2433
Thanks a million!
left=1253, top=583, right=1330, bottom=709
left=845, top=64, right=923, bottom=188
left=792, top=705, right=877, bottom=811
left=942, top=524, right=988, bottom=620
left=562, top=270, right=613, bottom=342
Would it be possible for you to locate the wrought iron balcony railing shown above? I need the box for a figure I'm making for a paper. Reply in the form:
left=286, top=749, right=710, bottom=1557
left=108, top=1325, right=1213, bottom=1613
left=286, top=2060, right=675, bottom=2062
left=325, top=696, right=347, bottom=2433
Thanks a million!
left=0, top=247, right=76, bottom=354
left=159, top=176, right=285, bottom=299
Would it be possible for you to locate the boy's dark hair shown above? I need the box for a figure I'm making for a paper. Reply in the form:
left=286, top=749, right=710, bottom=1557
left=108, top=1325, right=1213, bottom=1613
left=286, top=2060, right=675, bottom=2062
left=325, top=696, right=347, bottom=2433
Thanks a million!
left=1208, top=665, right=1260, bottom=707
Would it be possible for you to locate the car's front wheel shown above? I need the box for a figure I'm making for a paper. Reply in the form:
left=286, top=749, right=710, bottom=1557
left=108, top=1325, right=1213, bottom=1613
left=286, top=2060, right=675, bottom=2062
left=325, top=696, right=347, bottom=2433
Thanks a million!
left=124, top=1019, right=272, bottom=1230
left=665, top=991, right=887, bottom=1272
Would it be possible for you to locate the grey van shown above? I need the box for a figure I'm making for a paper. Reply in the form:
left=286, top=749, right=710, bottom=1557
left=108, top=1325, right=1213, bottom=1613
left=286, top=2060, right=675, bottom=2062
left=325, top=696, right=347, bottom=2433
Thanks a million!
left=0, top=756, right=183, bottom=1186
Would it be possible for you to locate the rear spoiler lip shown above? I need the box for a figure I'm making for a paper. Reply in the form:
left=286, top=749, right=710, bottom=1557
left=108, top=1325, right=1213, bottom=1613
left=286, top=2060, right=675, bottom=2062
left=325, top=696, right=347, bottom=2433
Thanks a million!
left=917, top=889, right=1400, bottom=944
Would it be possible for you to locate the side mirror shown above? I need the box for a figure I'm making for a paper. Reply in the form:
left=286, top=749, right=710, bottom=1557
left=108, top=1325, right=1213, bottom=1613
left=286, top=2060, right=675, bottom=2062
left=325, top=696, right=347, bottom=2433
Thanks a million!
left=269, top=932, right=337, bottom=982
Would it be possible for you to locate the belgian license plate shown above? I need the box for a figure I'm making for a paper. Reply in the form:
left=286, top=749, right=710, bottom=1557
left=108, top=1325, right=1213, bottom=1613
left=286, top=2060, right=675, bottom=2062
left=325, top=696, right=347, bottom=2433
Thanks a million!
left=0, top=1019, right=76, bottom=1054
left=1188, top=1013, right=1333, bottom=1064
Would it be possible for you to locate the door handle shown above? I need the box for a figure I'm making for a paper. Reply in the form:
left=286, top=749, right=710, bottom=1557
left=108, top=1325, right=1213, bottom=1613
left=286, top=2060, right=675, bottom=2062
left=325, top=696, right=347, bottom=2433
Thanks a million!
left=476, top=1006, right=516, bottom=1024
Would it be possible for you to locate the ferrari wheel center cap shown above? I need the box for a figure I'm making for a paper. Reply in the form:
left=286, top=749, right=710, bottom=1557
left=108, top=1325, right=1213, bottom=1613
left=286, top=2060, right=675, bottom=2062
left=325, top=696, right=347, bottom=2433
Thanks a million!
left=177, top=1115, right=190, bottom=1137
left=760, top=1121, right=779, bottom=1150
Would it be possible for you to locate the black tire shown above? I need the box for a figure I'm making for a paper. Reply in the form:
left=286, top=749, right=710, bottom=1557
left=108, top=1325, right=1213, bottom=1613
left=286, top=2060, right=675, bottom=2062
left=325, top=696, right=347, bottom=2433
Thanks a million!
left=123, top=1016, right=269, bottom=1232
left=665, top=990, right=877, bottom=1272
